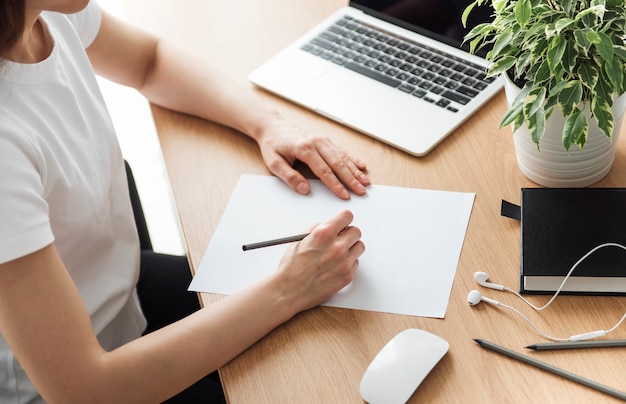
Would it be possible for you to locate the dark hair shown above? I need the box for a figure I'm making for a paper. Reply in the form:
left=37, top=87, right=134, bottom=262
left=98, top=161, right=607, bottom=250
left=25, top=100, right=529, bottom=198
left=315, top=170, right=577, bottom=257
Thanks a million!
left=0, top=0, right=26, bottom=63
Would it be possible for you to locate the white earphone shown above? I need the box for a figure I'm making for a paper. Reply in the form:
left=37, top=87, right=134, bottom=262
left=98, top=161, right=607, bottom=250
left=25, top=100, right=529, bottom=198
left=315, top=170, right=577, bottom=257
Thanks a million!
left=468, top=242, right=626, bottom=342
left=466, top=288, right=621, bottom=341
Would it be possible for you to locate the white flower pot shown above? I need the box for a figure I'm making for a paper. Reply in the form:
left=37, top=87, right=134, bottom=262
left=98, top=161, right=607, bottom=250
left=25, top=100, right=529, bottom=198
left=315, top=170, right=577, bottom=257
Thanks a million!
left=504, top=75, right=626, bottom=187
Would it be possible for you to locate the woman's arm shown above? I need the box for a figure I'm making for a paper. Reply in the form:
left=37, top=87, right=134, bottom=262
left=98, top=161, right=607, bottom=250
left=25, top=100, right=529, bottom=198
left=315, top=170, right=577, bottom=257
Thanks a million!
left=87, top=10, right=370, bottom=200
left=0, top=210, right=363, bottom=402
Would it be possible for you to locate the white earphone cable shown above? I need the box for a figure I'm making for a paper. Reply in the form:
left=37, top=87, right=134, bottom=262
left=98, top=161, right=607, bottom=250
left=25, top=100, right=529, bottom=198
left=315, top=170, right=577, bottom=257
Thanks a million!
left=475, top=242, right=626, bottom=341
left=497, top=301, right=571, bottom=342
left=506, top=242, right=626, bottom=311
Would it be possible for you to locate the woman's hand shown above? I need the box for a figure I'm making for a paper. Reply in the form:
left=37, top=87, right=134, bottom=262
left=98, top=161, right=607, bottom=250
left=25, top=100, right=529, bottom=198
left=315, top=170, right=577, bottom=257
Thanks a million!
left=255, top=112, right=370, bottom=200
left=272, top=210, right=365, bottom=314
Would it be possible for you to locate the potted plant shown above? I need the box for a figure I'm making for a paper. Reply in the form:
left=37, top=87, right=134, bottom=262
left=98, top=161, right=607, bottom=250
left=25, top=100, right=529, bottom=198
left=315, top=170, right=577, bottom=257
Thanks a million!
left=462, top=0, right=626, bottom=187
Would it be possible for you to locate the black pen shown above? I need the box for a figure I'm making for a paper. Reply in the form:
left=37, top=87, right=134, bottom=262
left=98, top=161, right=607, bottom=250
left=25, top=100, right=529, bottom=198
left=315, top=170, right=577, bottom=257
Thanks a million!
left=242, top=233, right=310, bottom=251
left=526, top=339, right=626, bottom=351
left=474, top=339, right=626, bottom=401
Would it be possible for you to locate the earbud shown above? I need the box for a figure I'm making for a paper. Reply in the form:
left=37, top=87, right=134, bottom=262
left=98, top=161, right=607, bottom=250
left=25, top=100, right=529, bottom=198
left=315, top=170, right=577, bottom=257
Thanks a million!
left=468, top=289, right=623, bottom=342
left=470, top=244, right=626, bottom=341
left=467, top=290, right=502, bottom=307
left=473, top=271, right=505, bottom=291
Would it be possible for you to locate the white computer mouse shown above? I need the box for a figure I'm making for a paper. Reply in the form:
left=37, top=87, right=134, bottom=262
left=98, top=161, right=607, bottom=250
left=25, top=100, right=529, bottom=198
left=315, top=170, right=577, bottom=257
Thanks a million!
left=359, top=328, right=449, bottom=404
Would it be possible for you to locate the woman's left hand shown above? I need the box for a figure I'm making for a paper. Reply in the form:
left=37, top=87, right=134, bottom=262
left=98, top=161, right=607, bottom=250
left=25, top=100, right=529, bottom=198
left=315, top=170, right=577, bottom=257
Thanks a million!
left=255, top=112, right=370, bottom=200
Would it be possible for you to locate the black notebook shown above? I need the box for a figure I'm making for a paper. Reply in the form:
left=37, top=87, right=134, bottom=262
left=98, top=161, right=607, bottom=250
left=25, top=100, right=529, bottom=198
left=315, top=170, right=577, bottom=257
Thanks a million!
left=501, top=188, right=626, bottom=295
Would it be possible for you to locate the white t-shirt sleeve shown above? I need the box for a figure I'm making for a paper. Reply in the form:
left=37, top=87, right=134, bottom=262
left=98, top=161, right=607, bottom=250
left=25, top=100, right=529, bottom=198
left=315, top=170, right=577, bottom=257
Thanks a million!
left=0, top=133, right=54, bottom=264
left=67, top=0, right=103, bottom=48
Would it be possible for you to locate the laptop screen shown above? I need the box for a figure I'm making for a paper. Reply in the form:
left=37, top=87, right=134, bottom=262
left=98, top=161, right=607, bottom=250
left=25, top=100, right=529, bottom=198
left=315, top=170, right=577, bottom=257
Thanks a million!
left=350, top=0, right=493, bottom=57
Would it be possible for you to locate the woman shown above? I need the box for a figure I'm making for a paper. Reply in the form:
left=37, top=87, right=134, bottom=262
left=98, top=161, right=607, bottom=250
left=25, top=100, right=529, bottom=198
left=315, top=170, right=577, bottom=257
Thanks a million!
left=0, top=1, right=368, bottom=402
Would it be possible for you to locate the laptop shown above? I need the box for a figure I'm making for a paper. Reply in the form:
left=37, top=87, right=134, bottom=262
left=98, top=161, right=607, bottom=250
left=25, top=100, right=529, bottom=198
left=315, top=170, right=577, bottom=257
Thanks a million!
left=249, top=1, right=503, bottom=156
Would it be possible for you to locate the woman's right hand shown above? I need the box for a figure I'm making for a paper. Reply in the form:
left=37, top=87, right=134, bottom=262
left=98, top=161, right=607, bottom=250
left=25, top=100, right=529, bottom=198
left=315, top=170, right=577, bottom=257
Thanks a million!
left=272, top=210, right=365, bottom=314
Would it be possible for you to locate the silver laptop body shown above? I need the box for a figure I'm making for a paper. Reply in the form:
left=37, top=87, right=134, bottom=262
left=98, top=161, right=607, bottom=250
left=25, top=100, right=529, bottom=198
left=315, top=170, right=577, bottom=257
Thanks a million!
left=249, top=1, right=503, bottom=156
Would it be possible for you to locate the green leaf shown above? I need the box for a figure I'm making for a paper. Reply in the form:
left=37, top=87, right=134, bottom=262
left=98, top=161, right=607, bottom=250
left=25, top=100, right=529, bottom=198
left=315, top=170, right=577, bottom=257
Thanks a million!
left=531, top=38, right=549, bottom=60
left=512, top=112, right=525, bottom=133
left=461, top=2, right=477, bottom=28
left=562, top=40, right=578, bottom=74
left=549, top=79, right=574, bottom=98
left=543, top=96, right=558, bottom=116
left=586, top=31, right=602, bottom=44
left=594, top=31, right=615, bottom=61
left=469, top=37, right=485, bottom=55
left=500, top=102, right=524, bottom=128
left=534, top=60, right=552, bottom=84
left=523, top=23, right=546, bottom=44
left=547, top=36, right=567, bottom=72
left=527, top=108, right=546, bottom=147
left=592, top=95, right=614, bottom=138
left=555, top=18, right=575, bottom=34
left=492, top=27, right=513, bottom=57
left=464, top=22, right=494, bottom=42
left=578, top=63, right=600, bottom=90
left=562, top=109, right=588, bottom=151
left=604, top=56, right=623, bottom=91
left=515, top=0, right=532, bottom=28
left=511, top=84, right=532, bottom=107
left=558, top=81, right=583, bottom=116
left=614, top=45, right=626, bottom=61
left=595, top=75, right=614, bottom=108
left=524, top=87, right=547, bottom=118
left=574, top=29, right=593, bottom=53
left=562, top=0, right=575, bottom=13
left=488, top=56, right=517, bottom=76
left=515, top=52, right=532, bottom=77
left=493, top=0, right=507, bottom=13
left=545, top=23, right=558, bottom=39
left=576, top=4, right=607, bottom=21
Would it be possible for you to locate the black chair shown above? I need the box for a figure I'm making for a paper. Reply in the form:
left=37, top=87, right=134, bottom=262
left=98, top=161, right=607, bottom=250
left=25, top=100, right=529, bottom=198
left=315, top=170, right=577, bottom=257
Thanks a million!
left=124, top=160, right=153, bottom=251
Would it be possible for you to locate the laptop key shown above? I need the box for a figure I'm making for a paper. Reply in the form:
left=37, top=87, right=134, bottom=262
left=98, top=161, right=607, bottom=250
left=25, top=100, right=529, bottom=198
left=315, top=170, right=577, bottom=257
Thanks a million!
left=331, top=55, right=347, bottom=65
left=320, top=31, right=338, bottom=42
left=431, top=86, right=445, bottom=94
left=442, top=90, right=470, bottom=105
left=473, top=82, right=488, bottom=91
left=456, top=85, right=479, bottom=98
left=365, top=58, right=378, bottom=68
left=385, top=68, right=400, bottom=77
left=398, top=83, right=415, bottom=93
left=344, top=61, right=402, bottom=87
left=311, top=37, right=334, bottom=50
left=328, top=25, right=344, bottom=35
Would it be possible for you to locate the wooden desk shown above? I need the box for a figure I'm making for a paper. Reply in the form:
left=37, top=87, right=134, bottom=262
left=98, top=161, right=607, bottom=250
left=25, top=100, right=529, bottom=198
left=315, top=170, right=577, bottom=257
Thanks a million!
left=122, top=1, right=626, bottom=402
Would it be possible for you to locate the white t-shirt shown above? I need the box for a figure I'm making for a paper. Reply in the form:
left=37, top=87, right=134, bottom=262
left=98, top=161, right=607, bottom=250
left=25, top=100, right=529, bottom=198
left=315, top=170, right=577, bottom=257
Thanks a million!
left=0, top=2, right=147, bottom=402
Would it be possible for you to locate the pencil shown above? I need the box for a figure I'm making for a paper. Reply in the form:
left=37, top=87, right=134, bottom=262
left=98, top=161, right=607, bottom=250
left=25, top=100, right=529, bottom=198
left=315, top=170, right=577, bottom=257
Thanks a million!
left=473, top=339, right=626, bottom=401
left=242, top=233, right=310, bottom=251
left=526, top=339, right=626, bottom=351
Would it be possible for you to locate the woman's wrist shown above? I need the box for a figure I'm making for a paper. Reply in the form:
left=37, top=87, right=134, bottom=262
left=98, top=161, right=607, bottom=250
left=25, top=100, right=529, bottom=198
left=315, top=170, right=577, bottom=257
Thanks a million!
left=245, top=109, right=284, bottom=143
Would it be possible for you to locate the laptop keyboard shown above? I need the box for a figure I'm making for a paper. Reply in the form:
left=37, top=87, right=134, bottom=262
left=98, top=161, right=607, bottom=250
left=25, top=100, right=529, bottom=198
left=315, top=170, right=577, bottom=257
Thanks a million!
left=300, top=16, right=495, bottom=113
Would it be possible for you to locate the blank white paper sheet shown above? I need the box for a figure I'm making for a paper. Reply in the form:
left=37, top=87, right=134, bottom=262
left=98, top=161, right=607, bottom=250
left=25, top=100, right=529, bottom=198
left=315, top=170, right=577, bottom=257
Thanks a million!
left=190, top=175, right=475, bottom=318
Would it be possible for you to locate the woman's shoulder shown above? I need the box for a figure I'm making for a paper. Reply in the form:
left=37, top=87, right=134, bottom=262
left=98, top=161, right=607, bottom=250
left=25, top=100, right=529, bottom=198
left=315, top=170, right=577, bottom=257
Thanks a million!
left=43, top=1, right=102, bottom=49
